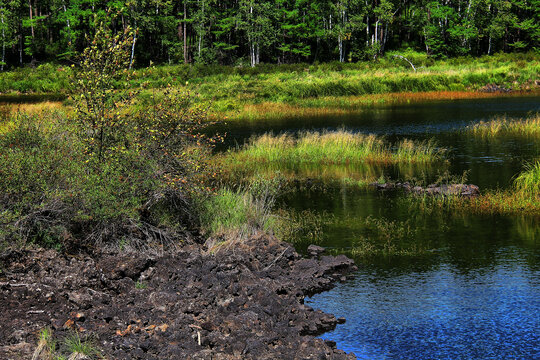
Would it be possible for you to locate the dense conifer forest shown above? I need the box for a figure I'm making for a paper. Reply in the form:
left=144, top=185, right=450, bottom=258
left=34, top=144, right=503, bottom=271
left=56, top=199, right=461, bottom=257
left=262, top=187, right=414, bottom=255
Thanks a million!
left=0, top=0, right=538, bottom=69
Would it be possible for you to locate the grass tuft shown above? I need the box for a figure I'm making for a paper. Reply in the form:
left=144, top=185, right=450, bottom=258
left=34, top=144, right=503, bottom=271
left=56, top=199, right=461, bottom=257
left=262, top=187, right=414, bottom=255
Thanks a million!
left=63, top=332, right=99, bottom=359
left=221, top=130, right=445, bottom=172
left=514, top=161, right=540, bottom=197
left=467, top=113, right=540, bottom=138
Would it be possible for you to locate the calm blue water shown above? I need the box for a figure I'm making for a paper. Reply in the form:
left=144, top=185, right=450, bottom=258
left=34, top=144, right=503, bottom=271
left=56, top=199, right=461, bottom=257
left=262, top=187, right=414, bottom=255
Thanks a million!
left=222, top=94, right=540, bottom=359
left=307, top=252, right=540, bottom=359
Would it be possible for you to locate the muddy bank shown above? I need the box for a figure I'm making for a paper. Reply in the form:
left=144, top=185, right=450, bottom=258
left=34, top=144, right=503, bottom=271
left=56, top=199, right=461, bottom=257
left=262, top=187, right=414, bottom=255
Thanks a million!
left=0, top=235, right=357, bottom=359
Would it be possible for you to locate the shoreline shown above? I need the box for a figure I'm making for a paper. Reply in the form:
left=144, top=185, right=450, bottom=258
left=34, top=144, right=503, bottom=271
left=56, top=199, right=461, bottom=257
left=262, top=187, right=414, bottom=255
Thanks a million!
left=218, top=89, right=540, bottom=122
left=0, top=234, right=358, bottom=359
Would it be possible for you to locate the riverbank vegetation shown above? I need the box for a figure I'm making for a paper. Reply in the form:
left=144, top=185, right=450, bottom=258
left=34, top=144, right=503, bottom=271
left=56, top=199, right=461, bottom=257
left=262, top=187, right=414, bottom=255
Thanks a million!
left=409, top=161, right=540, bottom=217
left=0, top=52, right=540, bottom=105
left=0, top=52, right=538, bottom=128
left=1, top=18, right=538, bottom=259
left=466, top=113, right=540, bottom=138
left=219, top=131, right=445, bottom=181
left=0, top=27, right=222, bottom=252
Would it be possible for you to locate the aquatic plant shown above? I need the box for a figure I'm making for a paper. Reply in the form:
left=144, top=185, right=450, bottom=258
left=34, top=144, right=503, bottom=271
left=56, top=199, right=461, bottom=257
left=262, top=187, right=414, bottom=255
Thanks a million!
left=328, top=216, right=432, bottom=259
left=467, top=114, right=540, bottom=138
left=514, top=161, right=540, bottom=197
left=220, top=131, right=445, bottom=176
left=407, top=162, right=540, bottom=217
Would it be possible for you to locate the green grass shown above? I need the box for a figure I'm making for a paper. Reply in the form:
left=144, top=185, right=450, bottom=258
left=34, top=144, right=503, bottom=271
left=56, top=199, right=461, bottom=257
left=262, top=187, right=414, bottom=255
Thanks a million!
left=466, top=113, right=540, bottom=138
left=409, top=161, right=540, bottom=216
left=220, top=130, right=445, bottom=172
left=514, top=161, right=540, bottom=197
left=33, top=329, right=101, bottom=360
left=1, top=52, right=538, bottom=118
left=135, top=280, right=147, bottom=289
left=198, top=187, right=277, bottom=241
left=63, top=332, right=100, bottom=359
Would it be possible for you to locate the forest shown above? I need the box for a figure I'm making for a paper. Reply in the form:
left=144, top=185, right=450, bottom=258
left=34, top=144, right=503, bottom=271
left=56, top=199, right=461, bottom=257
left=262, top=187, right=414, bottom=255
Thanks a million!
left=0, top=0, right=538, bottom=69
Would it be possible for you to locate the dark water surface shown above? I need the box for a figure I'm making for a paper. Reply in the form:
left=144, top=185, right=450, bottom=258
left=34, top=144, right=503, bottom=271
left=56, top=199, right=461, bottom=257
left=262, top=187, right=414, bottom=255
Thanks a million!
left=221, top=95, right=540, bottom=359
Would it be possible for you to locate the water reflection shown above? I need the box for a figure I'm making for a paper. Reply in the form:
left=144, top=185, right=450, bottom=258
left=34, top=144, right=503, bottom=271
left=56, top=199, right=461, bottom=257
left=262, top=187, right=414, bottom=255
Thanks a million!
left=307, top=254, right=539, bottom=359
left=211, top=95, right=540, bottom=148
left=222, top=95, right=540, bottom=359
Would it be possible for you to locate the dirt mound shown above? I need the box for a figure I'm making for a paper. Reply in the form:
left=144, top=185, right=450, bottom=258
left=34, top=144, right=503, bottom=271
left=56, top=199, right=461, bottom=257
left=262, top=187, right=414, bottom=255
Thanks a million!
left=0, top=235, right=357, bottom=359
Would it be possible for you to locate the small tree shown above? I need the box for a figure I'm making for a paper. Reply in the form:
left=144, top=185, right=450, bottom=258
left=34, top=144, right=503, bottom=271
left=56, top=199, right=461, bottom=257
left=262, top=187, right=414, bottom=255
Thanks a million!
left=72, top=23, right=134, bottom=161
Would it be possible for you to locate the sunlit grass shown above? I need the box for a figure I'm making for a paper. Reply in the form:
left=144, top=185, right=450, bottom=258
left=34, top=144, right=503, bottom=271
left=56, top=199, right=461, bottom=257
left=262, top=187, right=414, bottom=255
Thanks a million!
left=412, top=162, right=540, bottom=216
left=514, top=161, right=540, bottom=196
left=221, top=130, right=445, bottom=172
left=467, top=113, right=540, bottom=138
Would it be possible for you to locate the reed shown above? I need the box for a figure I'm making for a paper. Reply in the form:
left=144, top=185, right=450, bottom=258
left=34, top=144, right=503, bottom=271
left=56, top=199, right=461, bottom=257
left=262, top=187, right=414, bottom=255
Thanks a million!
left=467, top=114, right=540, bottom=138
left=514, top=161, right=540, bottom=196
left=411, top=162, right=540, bottom=216
left=222, top=130, right=445, bottom=171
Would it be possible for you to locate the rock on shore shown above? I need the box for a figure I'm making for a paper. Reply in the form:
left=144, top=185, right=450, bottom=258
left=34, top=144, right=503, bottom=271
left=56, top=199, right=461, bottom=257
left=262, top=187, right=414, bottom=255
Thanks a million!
left=373, top=182, right=480, bottom=197
left=0, top=234, right=357, bottom=359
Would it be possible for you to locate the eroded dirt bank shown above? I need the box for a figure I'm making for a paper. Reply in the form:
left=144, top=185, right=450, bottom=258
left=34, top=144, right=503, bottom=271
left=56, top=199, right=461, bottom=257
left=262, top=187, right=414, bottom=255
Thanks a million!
left=0, top=235, right=357, bottom=359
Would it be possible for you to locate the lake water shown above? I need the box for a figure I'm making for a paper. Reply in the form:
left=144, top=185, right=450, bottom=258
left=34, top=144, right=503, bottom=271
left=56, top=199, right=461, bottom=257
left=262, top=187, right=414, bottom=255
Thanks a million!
left=220, top=95, right=540, bottom=359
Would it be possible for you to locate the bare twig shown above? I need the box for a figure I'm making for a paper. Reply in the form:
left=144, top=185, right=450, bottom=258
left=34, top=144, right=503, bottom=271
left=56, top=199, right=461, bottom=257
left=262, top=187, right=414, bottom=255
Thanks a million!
left=262, top=247, right=290, bottom=272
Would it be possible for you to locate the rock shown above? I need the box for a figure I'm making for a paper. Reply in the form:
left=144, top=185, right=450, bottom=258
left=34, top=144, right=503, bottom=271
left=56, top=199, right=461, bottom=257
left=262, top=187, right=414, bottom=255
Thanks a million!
left=373, top=182, right=480, bottom=197
left=0, top=235, right=357, bottom=359
left=481, top=83, right=511, bottom=93
left=307, top=245, right=326, bottom=258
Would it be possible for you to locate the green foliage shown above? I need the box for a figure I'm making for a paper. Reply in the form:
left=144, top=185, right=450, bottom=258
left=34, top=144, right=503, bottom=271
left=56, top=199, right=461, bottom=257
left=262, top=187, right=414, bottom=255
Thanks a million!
left=0, top=0, right=537, bottom=68
left=72, top=23, right=135, bottom=161
left=0, top=26, right=220, bottom=251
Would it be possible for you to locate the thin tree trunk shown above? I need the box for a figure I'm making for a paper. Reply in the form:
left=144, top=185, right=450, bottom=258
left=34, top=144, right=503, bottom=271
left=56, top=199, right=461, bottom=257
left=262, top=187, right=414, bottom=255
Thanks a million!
left=250, top=5, right=254, bottom=67
left=28, top=0, right=34, bottom=38
left=374, top=20, right=379, bottom=45
left=183, top=0, right=187, bottom=63
left=256, top=43, right=259, bottom=64
left=197, top=0, right=203, bottom=58
left=1, top=8, right=4, bottom=71
left=382, top=23, right=388, bottom=52
left=338, top=35, right=343, bottom=62
left=19, top=32, right=23, bottom=65
left=129, top=27, right=137, bottom=69
left=62, top=2, right=72, bottom=45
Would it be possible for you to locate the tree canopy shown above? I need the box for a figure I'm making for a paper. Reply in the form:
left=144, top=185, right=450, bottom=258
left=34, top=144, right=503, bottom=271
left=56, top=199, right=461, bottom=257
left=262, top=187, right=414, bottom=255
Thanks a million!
left=0, top=0, right=538, bottom=68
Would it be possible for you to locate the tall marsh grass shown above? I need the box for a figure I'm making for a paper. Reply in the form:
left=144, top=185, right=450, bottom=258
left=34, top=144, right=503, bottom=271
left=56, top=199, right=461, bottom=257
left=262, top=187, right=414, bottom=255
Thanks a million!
left=514, top=161, right=540, bottom=196
left=222, top=130, right=445, bottom=170
left=467, top=114, right=540, bottom=138
left=413, top=161, right=540, bottom=216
